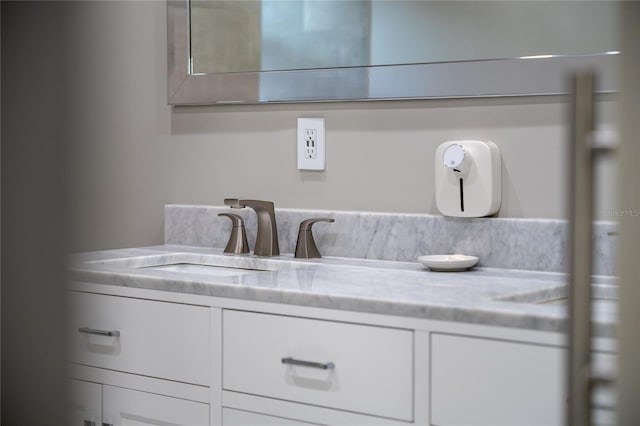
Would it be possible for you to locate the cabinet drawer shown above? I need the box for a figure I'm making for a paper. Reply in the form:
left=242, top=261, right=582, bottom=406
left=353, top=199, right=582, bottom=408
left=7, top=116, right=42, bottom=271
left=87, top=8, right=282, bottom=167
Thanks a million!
left=223, top=408, right=321, bottom=426
left=431, top=333, right=565, bottom=426
left=223, top=310, right=413, bottom=421
left=68, top=291, right=210, bottom=386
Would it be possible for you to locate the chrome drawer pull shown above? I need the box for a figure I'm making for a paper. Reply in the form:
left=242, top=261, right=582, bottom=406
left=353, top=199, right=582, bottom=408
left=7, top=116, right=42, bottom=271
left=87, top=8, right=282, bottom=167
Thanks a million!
left=78, top=326, right=120, bottom=337
left=281, top=357, right=335, bottom=370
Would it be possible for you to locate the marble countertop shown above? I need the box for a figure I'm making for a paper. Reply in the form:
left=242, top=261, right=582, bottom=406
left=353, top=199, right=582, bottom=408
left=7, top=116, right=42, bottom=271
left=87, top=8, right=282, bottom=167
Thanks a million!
left=67, top=245, right=617, bottom=337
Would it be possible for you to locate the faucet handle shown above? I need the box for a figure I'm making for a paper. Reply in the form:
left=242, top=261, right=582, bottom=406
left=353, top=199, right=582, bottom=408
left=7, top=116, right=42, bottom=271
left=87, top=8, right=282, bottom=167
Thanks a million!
left=218, top=213, right=249, bottom=254
left=294, top=218, right=335, bottom=259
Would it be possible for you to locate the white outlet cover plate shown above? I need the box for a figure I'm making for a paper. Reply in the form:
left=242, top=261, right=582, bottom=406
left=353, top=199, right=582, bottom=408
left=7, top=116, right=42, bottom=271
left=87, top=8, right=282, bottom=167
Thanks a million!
left=297, top=117, right=325, bottom=170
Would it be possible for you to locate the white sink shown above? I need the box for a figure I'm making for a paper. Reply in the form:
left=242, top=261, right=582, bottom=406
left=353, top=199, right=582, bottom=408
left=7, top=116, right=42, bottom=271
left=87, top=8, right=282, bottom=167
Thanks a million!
left=496, top=284, right=618, bottom=313
left=84, top=252, right=313, bottom=277
left=141, top=263, right=262, bottom=277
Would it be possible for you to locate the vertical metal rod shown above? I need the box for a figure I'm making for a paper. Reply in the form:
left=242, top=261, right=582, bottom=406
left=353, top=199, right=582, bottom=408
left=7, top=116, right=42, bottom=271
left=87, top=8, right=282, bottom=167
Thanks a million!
left=567, top=71, right=595, bottom=426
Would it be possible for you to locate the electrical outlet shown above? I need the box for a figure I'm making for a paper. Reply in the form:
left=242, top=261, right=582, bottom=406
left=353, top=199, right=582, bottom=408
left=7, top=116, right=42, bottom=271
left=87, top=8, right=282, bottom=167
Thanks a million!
left=297, top=118, right=325, bottom=170
left=304, top=129, right=317, bottom=159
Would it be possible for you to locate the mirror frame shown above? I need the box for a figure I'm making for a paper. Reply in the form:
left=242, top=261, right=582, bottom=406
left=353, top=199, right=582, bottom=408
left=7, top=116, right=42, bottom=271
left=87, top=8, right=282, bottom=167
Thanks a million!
left=168, top=0, right=618, bottom=106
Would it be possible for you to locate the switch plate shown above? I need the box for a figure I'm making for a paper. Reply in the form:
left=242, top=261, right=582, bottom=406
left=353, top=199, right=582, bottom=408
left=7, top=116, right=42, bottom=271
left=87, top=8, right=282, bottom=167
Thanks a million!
left=297, top=118, right=325, bottom=170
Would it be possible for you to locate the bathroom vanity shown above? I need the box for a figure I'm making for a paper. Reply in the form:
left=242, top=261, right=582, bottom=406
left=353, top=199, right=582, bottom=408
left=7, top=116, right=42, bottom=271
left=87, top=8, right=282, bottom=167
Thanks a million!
left=67, top=243, right=616, bottom=426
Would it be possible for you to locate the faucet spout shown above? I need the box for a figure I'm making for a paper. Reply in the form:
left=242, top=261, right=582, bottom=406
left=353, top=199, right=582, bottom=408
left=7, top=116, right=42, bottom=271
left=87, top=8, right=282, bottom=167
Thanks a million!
left=223, top=198, right=244, bottom=208
left=224, top=198, right=280, bottom=256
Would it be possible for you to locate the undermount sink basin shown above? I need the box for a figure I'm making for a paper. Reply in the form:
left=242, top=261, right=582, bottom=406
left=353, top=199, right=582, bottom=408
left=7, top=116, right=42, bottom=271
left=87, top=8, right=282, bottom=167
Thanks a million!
left=496, top=283, right=618, bottom=312
left=141, top=263, right=263, bottom=277
left=84, top=252, right=312, bottom=277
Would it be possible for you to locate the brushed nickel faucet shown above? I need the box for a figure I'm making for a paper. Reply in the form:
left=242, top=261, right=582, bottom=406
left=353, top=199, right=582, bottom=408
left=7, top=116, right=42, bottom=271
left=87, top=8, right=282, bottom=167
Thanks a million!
left=294, top=218, right=335, bottom=258
left=224, top=199, right=280, bottom=256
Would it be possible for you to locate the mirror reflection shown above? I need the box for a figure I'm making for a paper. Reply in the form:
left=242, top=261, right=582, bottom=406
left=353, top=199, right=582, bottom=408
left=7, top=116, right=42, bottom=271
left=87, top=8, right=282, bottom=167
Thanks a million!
left=190, top=0, right=618, bottom=75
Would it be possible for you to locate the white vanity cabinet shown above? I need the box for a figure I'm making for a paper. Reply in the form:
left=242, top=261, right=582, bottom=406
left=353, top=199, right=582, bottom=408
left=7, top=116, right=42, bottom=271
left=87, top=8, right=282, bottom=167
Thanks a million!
left=67, top=284, right=616, bottom=426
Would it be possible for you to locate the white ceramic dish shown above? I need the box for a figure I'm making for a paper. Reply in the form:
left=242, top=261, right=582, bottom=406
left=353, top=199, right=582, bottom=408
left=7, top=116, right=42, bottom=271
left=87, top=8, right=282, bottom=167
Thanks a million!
left=418, top=254, right=479, bottom=272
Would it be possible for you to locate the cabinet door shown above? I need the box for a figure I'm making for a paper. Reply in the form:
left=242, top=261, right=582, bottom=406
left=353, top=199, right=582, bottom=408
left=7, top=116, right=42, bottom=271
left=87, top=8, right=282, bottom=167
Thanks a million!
left=102, top=385, right=209, bottom=426
left=69, top=379, right=102, bottom=426
left=431, top=333, right=565, bottom=426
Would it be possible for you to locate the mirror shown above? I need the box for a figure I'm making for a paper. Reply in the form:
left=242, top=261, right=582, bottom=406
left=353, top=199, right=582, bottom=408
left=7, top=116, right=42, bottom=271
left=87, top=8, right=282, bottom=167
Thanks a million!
left=168, top=0, right=619, bottom=105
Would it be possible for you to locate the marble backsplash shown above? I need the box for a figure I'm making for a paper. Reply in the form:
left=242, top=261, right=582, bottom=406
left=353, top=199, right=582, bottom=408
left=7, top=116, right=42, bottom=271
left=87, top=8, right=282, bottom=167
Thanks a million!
left=165, top=204, right=617, bottom=275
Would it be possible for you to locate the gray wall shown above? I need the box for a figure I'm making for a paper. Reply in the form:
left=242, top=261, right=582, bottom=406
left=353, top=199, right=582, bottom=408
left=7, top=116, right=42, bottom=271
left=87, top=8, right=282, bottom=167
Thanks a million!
left=68, top=1, right=617, bottom=252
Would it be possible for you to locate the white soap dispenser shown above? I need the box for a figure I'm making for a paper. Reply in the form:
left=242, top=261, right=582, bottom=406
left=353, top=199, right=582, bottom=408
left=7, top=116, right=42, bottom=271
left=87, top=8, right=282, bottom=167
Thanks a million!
left=435, top=140, right=502, bottom=217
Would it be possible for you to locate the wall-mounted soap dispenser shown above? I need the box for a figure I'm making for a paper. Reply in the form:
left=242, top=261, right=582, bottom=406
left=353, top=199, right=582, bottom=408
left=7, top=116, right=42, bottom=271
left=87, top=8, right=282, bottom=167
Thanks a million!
left=435, top=140, right=502, bottom=217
